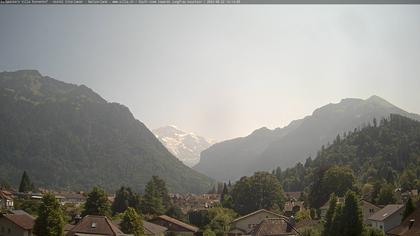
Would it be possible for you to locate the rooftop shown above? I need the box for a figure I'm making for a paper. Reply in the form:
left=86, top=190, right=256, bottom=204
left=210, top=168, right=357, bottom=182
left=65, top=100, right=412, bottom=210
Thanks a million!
left=368, top=204, right=404, bottom=222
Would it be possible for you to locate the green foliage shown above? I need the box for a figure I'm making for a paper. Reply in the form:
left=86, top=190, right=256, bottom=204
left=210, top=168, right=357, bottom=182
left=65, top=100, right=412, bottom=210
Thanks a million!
left=188, top=210, right=210, bottom=228
left=323, top=191, right=363, bottom=236
left=363, top=227, right=385, bottom=236
left=231, top=172, right=285, bottom=215
left=309, top=166, right=356, bottom=208
left=207, top=208, right=237, bottom=236
left=322, top=193, right=337, bottom=236
left=375, top=184, right=396, bottom=205
left=112, top=186, right=141, bottom=215
left=13, top=197, right=41, bottom=216
left=141, top=176, right=172, bottom=216
left=120, top=207, right=144, bottom=236
left=82, top=187, right=111, bottom=217
left=341, top=191, right=363, bottom=236
left=0, top=70, right=213, bottom=193
left=33, top=193, right=65, bottom=236
left=203, top=229, right=216, bottom=236
left=18, top=171, right=35, bottom=193
left=275, top=114, right=420, bottom=206
left=402, top=197, right=415, bottom=221
left=166, top=205, right=186, bottom=222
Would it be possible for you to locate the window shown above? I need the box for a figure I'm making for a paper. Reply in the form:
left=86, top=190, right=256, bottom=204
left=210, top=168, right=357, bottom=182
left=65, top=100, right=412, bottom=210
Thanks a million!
left=7, top=228, right=11, bottom=233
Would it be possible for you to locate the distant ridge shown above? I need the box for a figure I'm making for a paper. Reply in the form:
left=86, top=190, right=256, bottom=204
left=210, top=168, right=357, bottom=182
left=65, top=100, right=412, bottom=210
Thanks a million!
left=194, top=95, right=420, bottom=181
left=0, top=70, right=213, bottom=193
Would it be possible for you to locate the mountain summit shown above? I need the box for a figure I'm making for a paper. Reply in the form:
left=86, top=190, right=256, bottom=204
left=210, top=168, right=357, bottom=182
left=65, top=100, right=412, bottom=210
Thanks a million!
left=194, top=95, right=420, bottom=181
left=0, top=70, right=213, bottom=193
left=153, top=126, right=215, bottom=167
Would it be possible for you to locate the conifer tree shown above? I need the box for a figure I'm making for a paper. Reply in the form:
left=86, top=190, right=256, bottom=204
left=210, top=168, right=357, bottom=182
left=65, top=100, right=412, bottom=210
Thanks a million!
left=402, top=197, right=415, bottom=221
left=330, top=204, right=343, bottom=236
left=112, top=186, right=141, bottom=215
left=341, top=191, right=363, bottom=236
left=18, top=171, right=35, bottom=193
left=120, top=207, right=144, bottom=236
left=82, top=187, right=111, bottom=217
left=322, top=193, right=337, bottom=236
left=153, top=176, right=172, bottom=210
left=33, top=193, right=65, bottom=236
left=141, top=177, right=165, bottom=215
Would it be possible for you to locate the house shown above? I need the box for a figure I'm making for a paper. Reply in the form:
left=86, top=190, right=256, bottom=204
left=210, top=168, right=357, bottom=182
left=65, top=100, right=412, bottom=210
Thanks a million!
left=368, top=204, right=404, bottom=232
left=0, top=213, right=35, bottom=236
left=66, top=215, right=128, bottom=236
left=150, top=215, right=198, bottom=235
left=0, top=191, right=14, bottom=210
left=387, top=206, right=420, bottom=236
left=55, top=192, right=86, bottom=206
left=143, top=220, right=167, bottom=236
left=228, top=209, right=290, bottom=236
left=283, top=200, right=305, bottom=217
left=250, top=218, right=299, bottom=236
left=112, top=218, right=167, bottom=236
left=361, top=200, right=382, bottom=224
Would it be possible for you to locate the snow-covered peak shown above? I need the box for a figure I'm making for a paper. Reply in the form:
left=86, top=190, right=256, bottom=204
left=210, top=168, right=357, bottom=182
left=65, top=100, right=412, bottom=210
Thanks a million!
left=153, top=126, right=215, bottom=167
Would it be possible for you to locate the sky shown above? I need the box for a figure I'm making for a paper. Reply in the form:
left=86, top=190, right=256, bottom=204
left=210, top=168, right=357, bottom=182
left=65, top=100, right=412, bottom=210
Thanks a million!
left=0, top=5, right=419, bottom=141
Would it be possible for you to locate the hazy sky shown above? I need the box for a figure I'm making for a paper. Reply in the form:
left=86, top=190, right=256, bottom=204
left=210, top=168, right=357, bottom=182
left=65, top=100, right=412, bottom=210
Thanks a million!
left=0, top=5, right=419, bottom=140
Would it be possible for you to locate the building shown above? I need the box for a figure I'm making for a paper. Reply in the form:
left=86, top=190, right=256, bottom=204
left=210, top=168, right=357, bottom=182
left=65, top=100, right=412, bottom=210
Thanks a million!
left=361, top=200, right=382, bottom=224
left=387, top=207, right=420, bottom=236
left=143, top=220, right=167, bottom=236
left=112, top=218, right=167, bottom=236
left=0, top=191, right=14, bottom=210
left=283, top=200, right=305, bottom=217
left=150, top=215, right=198, bottom=235
left=250, top=218, right=299, bottom=236
left=228, top=209, right=291, bottom=236
left=55, top=192, right=86, bottom=206
left=0, top=213, right=35, bottom=236
left=368, top=204, right=404, bottom=232
left=66, top=215, right=128, bottom=236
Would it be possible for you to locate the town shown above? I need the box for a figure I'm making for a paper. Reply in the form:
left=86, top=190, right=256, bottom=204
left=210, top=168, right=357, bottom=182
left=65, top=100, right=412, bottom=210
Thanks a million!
left=1, top=170, right=419, bottom=236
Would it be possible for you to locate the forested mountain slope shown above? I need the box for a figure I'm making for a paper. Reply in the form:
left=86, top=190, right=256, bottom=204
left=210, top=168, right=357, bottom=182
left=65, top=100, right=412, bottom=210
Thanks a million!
left=0, top=70, right=213, bottom=193
left=195, top=96, right=420, bottom=181
left=276, top=114, right=420, bottom=195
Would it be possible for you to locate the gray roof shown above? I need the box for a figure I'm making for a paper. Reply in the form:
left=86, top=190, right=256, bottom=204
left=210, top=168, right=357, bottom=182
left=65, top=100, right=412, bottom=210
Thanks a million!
left=368, top=204, right=404, bottom=221
left=143, top=220, right=167, bottom=235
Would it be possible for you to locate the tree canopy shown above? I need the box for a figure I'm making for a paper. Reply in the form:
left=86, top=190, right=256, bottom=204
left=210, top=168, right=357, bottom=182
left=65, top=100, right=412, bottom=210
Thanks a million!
left=231, top=172, right=285, bottom=215
left=18, top=171, right=35, bottom=193
left=120, top=207, right=144, bottom=236
left=33, top=193, right=65, bottom=236
left=82, top=187, right=111, bottom=217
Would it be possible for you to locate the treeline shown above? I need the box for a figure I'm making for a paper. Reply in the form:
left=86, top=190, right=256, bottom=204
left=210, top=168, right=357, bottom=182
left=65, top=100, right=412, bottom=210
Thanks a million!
left=273, top=114, right=420, bottom=207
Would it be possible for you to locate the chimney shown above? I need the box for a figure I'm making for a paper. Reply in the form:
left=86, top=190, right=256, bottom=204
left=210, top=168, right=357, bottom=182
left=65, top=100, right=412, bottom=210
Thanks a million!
left=74, top=214, right=82, bottom=224
left=409, top=219, right=415, bottom=229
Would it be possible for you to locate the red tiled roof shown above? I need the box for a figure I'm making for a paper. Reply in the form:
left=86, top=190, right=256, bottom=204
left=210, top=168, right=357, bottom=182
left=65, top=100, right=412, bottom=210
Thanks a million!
left=2, top=214, right=35, bottom=230
left=143, top=220, right=167, bottom=235
left=155, top=215, right=198, bottom=232
left=231, top=209, right=285, bottom=223
left=387, top=207, right=420, bottom=236
left=66, top=215, right=124, bottom=236
left=251, top=218, right=298, bottom=236
left=0, top=191, right=12, bottom=200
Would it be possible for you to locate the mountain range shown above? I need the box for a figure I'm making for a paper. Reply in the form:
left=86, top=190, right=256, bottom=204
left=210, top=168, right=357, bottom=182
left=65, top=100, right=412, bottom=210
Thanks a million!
left=0, top=70, right=213, bottom=193
left=194, top=95, right=420, bottom=181
left=153, top=125, right=215, bottom=167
